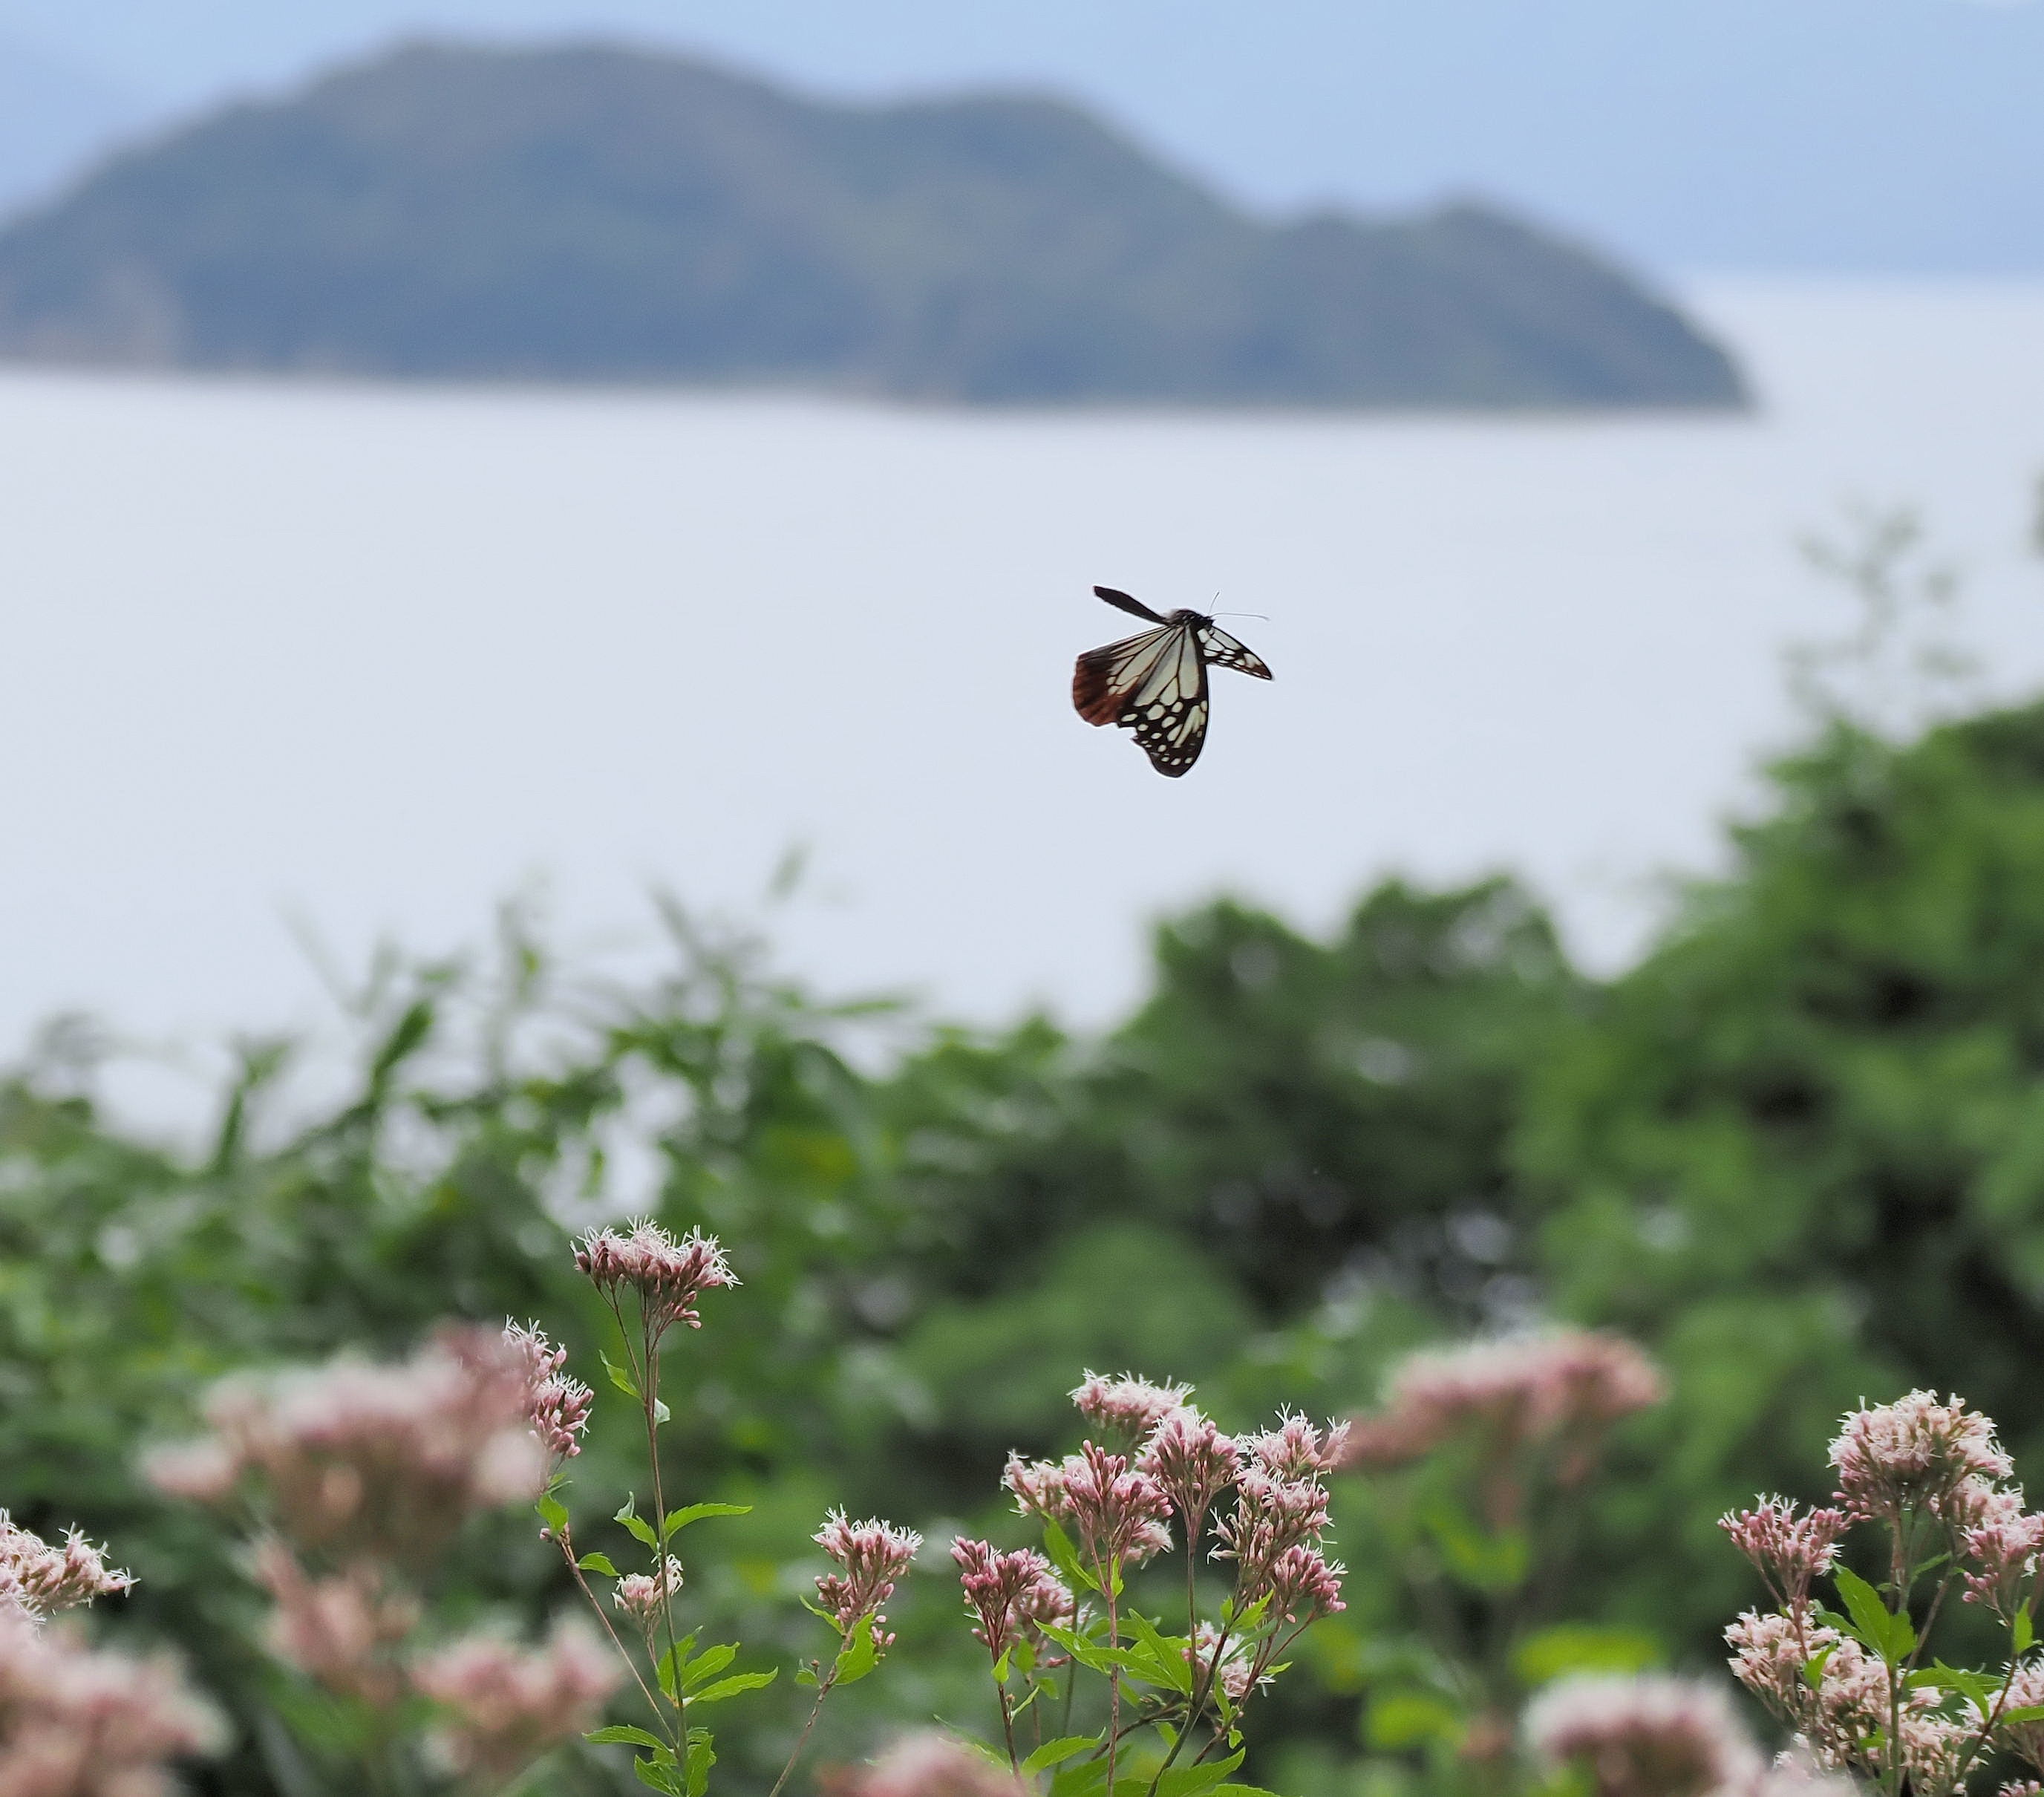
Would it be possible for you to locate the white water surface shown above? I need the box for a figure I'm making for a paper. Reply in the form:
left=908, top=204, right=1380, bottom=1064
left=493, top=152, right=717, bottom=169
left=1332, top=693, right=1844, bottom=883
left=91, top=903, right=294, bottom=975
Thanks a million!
left=3, top=279, right=2044, bottom=1122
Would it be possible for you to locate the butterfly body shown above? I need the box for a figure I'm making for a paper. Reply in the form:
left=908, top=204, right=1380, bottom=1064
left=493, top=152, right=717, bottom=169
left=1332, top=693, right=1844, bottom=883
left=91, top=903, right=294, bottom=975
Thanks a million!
left=1073, top=586, right=1272, bottom=777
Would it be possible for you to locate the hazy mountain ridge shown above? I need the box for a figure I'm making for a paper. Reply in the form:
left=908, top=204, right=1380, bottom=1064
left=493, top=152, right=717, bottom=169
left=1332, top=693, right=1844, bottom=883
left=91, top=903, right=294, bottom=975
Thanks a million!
left=0, top=39, right=1745, bottom=407
left=0, top=29, right=152, bottom=219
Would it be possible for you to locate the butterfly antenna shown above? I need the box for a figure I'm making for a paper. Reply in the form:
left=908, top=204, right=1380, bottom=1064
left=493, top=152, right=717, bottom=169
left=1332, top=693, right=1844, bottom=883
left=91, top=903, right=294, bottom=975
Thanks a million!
left=1210, top=610, right=1270, bottom=622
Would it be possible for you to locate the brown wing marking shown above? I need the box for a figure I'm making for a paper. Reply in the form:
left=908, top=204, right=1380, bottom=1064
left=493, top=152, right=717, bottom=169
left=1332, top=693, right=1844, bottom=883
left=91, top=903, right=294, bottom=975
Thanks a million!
left=1073, top=625, right=1175, bottom=724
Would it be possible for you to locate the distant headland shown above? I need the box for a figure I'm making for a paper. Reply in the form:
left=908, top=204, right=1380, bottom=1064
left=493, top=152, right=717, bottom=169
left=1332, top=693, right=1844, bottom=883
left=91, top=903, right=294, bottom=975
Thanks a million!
left=0, top=40, right=1746, bottom=408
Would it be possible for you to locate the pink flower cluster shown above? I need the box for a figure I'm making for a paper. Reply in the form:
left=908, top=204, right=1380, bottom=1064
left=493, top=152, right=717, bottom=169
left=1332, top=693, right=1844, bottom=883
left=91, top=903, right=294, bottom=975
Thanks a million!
left=1344, top=1330, right=1665, bottom=1481
left=613, top=1557, right=684, bottom=1631
left=1526, top=1674, right=1760, bottom=1797
left=996, top=1375, right=1346, bottom=1633
left=0, top=1513, right=133, bottom=1622
left=1186, top=1624, right=1256, bottom=1703
left=1071, top=1371, right=1191, bottom=1442
left=1213, top=1418, right=1346, bottom=1622
left=950, top=1540, right=1074, bottom=1662
left=1005, top=1441, right=1172, bottom=1572
left=147, top=1326, right=545, bottom=1567
left=414, top=1618, right=620, bottom=1786
left=150, top=1325, right=623, bottom=1784
left=837, top=1732, right=1028, bottom=1797
left=1723, top=1390, right=2044, bottom=1797
left=1718, top=1497, right=1847, bottom=1614
left=1725, top=1597, right=1970, bottom=1787
left=1996, top=1661, right=2044, bottom=1772
left=0, top=1613, right=222, bottom=1797
left=501, top=1320, right=595, bottom=1467
left=1829, top=1389, right=2011, bottom=1524
left=814, top=1512, right=922, bottom=1647
left=1139, top=1406, right=1241, bottom=1534
left=575, top=1219, right=737, bottom=1340
left=252, top=1542, right=419, bottom=1709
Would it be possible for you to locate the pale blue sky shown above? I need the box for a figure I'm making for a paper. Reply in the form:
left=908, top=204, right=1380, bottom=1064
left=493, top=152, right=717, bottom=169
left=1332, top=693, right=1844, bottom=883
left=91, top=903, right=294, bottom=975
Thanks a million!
left=4, top=0, right=2043, bottom=272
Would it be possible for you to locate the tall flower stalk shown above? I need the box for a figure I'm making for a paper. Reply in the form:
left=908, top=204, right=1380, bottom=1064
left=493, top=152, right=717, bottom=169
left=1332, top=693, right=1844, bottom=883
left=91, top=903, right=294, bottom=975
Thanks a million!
left=546, top=1218, right=915, bottom=1797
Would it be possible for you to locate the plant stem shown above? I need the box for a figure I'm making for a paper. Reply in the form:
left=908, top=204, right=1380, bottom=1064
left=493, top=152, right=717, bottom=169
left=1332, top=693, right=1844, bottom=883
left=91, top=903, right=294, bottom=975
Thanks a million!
left=767, top=1674, right=836, bottom=1797
left=641, top=1312, right=688, bottom=1745
left=558, top=1523, right=673, bottom=1746
left=995, top=1673, right=1019, bottom=1770
left=1104, top=1553, right=1122, bottom=1796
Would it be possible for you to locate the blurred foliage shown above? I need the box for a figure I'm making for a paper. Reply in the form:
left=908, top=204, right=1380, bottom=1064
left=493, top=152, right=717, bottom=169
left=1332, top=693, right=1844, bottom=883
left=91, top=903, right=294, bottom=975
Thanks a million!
left=13, top=687, right=2044, bottom=1793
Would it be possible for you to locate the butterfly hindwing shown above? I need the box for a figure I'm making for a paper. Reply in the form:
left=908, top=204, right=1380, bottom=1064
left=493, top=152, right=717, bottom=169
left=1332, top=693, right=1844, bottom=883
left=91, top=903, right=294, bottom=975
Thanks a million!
left=1127, top=624, right=1209, bottom=777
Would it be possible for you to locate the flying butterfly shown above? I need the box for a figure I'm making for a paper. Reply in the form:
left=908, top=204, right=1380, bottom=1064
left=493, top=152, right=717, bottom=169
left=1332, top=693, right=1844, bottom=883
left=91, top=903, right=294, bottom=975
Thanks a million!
left=1071, top=585, right=1273, bottom=777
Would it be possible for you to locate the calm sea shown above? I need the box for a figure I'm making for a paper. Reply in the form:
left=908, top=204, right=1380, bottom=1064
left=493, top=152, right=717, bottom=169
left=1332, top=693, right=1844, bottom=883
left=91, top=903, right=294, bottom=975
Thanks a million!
left=4, top=278, right=2043, bottom=1121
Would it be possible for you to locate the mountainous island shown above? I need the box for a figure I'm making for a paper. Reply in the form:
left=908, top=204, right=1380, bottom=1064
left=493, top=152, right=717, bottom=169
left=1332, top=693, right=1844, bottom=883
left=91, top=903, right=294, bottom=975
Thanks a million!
left=0, top=42, right=1745, bottom=408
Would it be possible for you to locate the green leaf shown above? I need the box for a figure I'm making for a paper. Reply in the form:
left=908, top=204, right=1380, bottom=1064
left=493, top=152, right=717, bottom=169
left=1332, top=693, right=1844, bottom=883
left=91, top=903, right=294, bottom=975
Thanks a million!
left=1916, top=1663, right=1997, bottom=1709
left=688, top=1671, right=779, bottom=1705
left=603, top=1351, right=641, bottom=1402
left=1514, top=1624, right=1663, bottom=1687
left=615, top=1498, right=660, bottom=1550
left=991, top=1647, right=1012, bottom=1683
left=578, top=1553, right=620, bottom=1576
left=2019, top=1611, right=2037, bottom=1656
left=1999, top=1704, right=2044, bottom=1726
left=1834, top=1566, right=1917, bottom=1664
left=589, top=1726, right=670, bottom=1752
left=634, top=1758, right=686, bottom=1796
left=1421, top=1498, right=1529, bottom=1594
left=537, top=1493, right=569, bottom=1535
left=834, top=1625, right=881, bottom=1686
left=1123, top=1611, right=1193, bottom=1694
left=651, top=1637, right=699, bottom=1702
left=1152, top=1750, right=1244, bottom=1797
left=1023, top=1736, right=1098, bottom=1774
left=1366, top=1689, right=1465, bottom=1752
left=679, top=1645, right=737, bottom=1690
left=1051, top=1758, right=1110, bottom=1797
left=665, top=1502, right=752, bottom=1538
left=1039, top=1623, right=1142, bottom=1677
left=1042, top=1520, right=1099, bottom=1595
left=685, top=1729, right=716, bottom=1797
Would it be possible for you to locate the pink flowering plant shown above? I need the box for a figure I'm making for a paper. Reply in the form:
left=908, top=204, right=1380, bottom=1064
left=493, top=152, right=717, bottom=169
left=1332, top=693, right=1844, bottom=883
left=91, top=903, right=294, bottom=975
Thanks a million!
left=541, top=1219, right=919, bottom=1797
left=1340, top=1330, right=1668, bottom=1784
left=948, top=1369, right=1349, bottom=1797
left=148, top=1324, right=619, bottom=1794
left=0, top=1504, right=218, bottom=1796
left=1723, top=1388, right=2044, bottom=1797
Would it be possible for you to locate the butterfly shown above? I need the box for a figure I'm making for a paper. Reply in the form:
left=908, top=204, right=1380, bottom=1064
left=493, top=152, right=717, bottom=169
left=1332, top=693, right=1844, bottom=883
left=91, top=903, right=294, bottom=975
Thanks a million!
left=1071, top=586, right=1273, bottom=777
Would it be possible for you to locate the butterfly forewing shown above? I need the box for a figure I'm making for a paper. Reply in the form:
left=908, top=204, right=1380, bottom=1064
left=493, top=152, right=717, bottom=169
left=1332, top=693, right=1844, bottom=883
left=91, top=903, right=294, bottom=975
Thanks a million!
left=1198, top=624, right=1273, bottom=680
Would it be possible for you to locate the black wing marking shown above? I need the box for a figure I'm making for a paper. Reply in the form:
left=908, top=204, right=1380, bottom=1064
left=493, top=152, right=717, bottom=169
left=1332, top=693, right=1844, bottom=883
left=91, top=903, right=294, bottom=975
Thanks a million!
left=1198, top=624, right=1273, bottom=680
left=1126, top=624, right=1209, bottom=776
left=1094, top=584, right=1169, bottom=624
